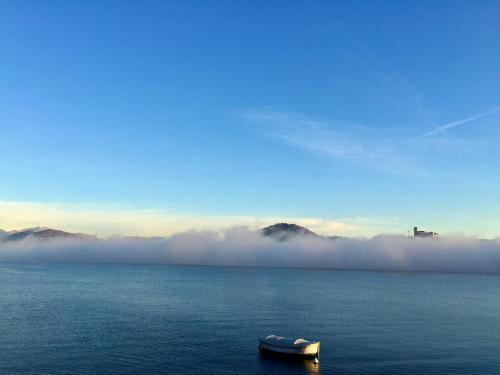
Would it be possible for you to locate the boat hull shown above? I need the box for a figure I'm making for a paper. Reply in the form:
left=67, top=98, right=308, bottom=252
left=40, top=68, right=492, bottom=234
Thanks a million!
left=258, top=341, right=320, bottom=357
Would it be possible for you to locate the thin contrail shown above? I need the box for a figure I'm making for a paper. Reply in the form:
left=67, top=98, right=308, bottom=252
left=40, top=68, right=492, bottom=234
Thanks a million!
left=423, top=106, right=500, bottom=137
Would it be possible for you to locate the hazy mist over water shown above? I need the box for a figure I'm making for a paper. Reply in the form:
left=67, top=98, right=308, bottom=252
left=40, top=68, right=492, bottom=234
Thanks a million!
left=1, top=228, right=499, bottom=274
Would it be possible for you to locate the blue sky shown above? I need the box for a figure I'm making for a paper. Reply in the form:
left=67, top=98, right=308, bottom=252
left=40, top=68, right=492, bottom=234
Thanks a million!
left=1, top=1, right=499, bottom=237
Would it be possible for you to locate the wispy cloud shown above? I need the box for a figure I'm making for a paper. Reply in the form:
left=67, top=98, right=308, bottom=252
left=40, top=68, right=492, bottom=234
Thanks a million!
left=242, top=108, right=421, bottom=175
left=243, top=109, right=364, bottom=159
left=423, top=106, right=500, bottom=137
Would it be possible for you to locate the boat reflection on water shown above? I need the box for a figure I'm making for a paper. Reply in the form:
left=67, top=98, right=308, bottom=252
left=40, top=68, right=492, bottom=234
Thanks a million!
left=258, top=348, right=320, bottom=374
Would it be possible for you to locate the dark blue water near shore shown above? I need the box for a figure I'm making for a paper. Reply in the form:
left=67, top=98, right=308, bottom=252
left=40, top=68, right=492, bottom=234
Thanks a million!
left=0, top=263, right=499, bottom=374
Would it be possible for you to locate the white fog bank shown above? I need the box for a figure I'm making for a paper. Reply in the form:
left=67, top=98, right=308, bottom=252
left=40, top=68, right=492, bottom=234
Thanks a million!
left=0, top=228, right=499, bottom=274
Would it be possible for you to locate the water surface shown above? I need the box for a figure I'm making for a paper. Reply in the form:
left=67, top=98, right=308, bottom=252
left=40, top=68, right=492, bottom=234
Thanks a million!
left=0, top=263, right=498, bottom=374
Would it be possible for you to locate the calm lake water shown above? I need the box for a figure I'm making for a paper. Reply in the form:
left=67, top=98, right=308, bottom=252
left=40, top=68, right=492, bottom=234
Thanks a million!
left=0, top=263, right=498, bottom=374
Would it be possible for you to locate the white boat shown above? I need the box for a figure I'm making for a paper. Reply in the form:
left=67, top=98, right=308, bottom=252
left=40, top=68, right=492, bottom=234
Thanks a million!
left=258, top=335, right=320, bottom=360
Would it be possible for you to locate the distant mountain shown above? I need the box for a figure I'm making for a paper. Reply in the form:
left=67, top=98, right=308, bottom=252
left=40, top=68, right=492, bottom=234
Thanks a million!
left=260, top=223, right=320, bottom=241
left=2, top=227, right=93, bottom=242
left=1, top=223, right=340, bottom=243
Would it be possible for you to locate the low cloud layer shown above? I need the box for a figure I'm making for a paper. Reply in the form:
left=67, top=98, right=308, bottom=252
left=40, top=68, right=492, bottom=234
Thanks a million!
left=1, top=228, right=499, bottom=274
